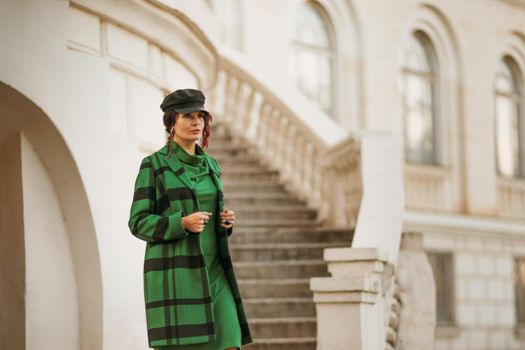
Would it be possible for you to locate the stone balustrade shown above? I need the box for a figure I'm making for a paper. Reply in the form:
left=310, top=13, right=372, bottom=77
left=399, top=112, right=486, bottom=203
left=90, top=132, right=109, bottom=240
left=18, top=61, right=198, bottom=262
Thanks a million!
left=208, top=49, right=347, bottom=224
left=208, top=49, right=407, bottom=235
left=497, top=177, right=525, bottom=219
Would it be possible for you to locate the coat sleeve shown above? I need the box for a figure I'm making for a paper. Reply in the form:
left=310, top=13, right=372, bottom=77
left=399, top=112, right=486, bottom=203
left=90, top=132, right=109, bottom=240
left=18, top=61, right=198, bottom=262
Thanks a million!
left=212, top=157, right=233, bottom=238
left=128, top=156, right=190, bottom=243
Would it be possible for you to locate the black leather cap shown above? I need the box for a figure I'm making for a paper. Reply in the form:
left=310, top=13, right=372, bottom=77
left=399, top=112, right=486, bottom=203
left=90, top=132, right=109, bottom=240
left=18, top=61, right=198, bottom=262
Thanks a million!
left=160, top=88, right=206, bottom=114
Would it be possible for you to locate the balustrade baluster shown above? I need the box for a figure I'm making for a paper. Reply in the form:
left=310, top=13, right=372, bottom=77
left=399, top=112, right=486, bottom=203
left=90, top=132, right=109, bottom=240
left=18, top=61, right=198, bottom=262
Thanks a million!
left=274, top=114, right=287, bottom=171
left=241, top=87, right=256, bottom=135
left=223, top=74, right=236, bottom=123
left=231, top=78, right=244, bottom=134
left=295, top=138, right=308, bottom=201
left=256, top=102, right=270, bottom=150
left=281, top=125, right=297, bottom=185
left=310, top=147, right=321, bottom=204
left=266, top=108, right=279, bottom=167
left=247, top=92, right=262, bottom=140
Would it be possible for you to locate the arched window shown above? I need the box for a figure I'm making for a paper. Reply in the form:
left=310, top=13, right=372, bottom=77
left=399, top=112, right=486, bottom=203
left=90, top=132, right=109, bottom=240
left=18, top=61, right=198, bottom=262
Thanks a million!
left=209, top=0, right=243, bottom=50
left=401, top=31, right=440, bottom=165
left=495, top=55, right=524, bottom=178
left=290, top=1, right=336, bottom=117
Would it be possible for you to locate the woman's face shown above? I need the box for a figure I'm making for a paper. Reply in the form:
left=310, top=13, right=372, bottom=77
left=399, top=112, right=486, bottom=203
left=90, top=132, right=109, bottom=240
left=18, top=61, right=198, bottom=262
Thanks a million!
left=172, top=111, right=205, bottom=143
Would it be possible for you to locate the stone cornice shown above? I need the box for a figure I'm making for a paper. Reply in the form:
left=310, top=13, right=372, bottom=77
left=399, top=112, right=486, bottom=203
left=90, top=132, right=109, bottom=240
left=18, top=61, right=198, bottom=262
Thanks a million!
left=404, top=210, right=525, bottom=240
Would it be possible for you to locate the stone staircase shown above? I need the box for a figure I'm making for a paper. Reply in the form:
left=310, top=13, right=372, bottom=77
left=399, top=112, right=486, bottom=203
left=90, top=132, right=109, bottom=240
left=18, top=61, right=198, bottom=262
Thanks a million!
left=206, top=122, right=354, bottom=350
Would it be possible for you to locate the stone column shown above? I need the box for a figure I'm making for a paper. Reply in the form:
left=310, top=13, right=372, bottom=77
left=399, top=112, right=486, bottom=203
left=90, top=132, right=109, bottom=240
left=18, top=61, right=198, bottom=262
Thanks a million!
left=310, top=247, right=392, bottom=350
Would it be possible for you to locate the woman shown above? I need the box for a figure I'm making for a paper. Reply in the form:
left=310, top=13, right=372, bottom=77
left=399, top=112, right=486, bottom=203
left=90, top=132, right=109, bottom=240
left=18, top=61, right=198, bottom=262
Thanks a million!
left=128, top=88, right=253, bottom=349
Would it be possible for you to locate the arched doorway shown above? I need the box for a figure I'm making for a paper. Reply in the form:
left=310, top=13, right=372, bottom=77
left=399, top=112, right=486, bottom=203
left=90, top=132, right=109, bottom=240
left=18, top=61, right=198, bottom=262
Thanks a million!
left=0, top=82, right=102, bottom=350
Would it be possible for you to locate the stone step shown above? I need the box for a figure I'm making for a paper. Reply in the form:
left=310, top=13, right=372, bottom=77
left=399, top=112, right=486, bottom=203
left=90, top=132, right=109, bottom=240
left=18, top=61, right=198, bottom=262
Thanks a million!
left=234, top=206, right=317, bottom=220
left=224, top=192, right=304, bottom=206
left=221, top=165, right=275, bottom=174
left=206, top=135, right=239, bottom=144
left=205, top=131, right=237, bottom=141
left=238, top=279, right=311, bottom=298
left=211, top=154, right=263, bottom=167
left=248, top=317, right=316, bottom=339
left=208, top=122, right=328, bottom=347
left=234, top=260, right=329, bottom=279
left=206, top=143, right=258, bottom=156
left=210, top=120, right=231, bottom=130
left=230, top=242, right=344, bottom=261
left=245, top=338, right=316, bottom=350
left=221, top=172, right=279, bottom=180
left=229, top=227, right=354, bottom=244
left=232, top=219, right=321, bottom=228
left=223, top=180, right=286, bottom=193
left=244, top=298, right=315, bottom=318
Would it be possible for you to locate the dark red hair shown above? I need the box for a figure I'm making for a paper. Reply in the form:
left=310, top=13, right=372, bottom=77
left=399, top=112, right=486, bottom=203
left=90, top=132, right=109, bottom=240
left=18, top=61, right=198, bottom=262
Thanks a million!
left=163, top=110, right=213, bottom=158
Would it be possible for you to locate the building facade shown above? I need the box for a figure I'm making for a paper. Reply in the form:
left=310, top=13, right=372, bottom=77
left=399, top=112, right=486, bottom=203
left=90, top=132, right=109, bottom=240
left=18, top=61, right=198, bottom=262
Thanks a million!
left=1, top=0, right=525, bottom=349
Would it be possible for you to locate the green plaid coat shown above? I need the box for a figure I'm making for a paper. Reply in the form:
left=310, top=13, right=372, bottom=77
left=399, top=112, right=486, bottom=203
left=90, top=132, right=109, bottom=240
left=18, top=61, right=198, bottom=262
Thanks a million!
left=128, top=142, right=253, bottom=348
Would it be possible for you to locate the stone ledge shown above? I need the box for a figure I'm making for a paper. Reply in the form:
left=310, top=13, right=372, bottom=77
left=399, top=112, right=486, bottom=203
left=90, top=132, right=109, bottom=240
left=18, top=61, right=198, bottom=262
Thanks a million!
left=312, top=291, right=379, bottom=304
left=323, top=247, right=388, bottom=262
left=310, top=275, right=381, bottom=293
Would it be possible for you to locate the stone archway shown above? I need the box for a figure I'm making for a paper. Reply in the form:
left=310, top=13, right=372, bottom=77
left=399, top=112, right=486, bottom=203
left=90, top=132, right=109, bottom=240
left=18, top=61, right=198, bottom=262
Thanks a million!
left=0, top=82, right=102, bottom=350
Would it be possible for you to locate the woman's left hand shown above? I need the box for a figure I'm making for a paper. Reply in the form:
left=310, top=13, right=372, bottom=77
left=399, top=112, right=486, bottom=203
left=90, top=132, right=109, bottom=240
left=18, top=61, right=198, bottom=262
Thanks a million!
left=220, top=207, right=235, bottom=228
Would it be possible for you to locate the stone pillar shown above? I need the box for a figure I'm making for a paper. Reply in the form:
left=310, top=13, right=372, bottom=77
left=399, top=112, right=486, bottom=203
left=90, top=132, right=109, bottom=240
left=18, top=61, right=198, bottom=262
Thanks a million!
left=310, top=247, right=392, bottom=350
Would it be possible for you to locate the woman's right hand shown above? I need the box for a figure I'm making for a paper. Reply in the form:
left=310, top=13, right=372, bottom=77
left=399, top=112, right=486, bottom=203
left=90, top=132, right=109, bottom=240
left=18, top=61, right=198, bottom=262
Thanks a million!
left=181, top=211, right=213, bottom=233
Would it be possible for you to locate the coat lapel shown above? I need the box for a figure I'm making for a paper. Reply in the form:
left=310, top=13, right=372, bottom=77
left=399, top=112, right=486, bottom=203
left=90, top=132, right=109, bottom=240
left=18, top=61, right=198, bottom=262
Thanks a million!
left=157, top=142, right=223, bottom=192
left=157, top=144, right=195, bottom=191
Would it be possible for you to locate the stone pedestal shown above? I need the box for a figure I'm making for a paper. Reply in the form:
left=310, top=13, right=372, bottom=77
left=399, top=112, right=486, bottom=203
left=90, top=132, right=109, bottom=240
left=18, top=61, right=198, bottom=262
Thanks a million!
left=310, top=247, right=390, bottom=350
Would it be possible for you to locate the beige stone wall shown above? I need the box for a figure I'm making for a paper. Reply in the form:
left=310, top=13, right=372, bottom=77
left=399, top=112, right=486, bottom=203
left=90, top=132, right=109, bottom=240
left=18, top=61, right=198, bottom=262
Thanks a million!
left=212, top=2, right=525, bottom=348
left=217, top=0, right=525, bottom=218
left=0, top=0, right=217, bottom=349
left=412, top=219, right=525, bottom=349
left=2, top=0, right=525, bottom=349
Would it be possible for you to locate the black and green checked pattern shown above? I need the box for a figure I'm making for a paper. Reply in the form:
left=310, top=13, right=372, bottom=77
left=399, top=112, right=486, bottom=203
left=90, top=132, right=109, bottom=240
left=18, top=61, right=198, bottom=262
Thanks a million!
left=128, top=142, right=253, bottom=348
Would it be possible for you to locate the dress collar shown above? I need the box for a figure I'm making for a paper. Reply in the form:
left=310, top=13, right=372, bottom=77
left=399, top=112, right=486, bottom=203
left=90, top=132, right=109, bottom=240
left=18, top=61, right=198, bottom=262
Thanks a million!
left=172, top=141, right=205, bottom=165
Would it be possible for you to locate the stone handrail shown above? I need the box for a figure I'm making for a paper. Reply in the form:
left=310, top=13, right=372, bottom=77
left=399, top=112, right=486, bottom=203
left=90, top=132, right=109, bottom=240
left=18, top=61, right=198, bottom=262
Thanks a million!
left=207, top=48, right=348, bottom=222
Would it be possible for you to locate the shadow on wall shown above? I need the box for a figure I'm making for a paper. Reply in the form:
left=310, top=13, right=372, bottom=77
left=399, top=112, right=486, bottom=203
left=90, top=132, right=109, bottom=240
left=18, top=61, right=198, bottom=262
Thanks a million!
left=0, top=82, right=103, bottom=350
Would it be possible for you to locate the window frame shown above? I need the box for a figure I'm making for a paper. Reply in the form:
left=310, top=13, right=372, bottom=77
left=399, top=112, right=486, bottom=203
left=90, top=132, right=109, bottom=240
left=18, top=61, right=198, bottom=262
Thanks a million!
left=401, top=30, right=442, bottom=166
left=289, top=0, right=338, bottom=119
left=494, top=54, right=525, bottom=179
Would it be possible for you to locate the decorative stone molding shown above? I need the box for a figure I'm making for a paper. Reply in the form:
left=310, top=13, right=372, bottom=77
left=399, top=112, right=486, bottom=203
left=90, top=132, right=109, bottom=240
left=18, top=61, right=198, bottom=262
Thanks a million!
left=318, top=137, right=361, bottom=227
left=497, top=177, right=525, bottom=220
left=70, top=0, right=218, bottom=89
left=404, top=163, right=454, bottom=212
left=395, top=232, right=436, bottom=349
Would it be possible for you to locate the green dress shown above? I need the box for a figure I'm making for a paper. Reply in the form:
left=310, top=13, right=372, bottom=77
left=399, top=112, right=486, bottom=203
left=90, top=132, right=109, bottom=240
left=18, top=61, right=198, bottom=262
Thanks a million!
left=154, top=142, right=241, bottom=350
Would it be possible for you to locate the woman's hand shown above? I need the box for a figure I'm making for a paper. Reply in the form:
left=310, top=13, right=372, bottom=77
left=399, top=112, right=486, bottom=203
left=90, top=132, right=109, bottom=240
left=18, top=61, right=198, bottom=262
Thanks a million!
left=220, top=208, right=235, bottom=228
left=181, top=211, right=212, bottom=233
